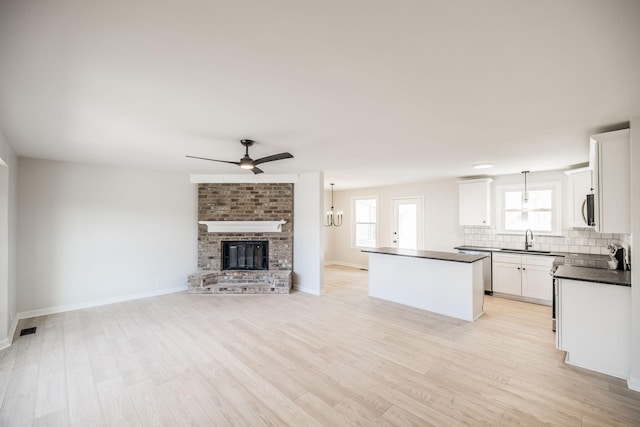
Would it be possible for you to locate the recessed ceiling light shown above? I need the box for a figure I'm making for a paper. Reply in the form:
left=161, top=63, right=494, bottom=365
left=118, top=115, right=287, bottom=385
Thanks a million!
left=472, top=163, right=494, bottom=169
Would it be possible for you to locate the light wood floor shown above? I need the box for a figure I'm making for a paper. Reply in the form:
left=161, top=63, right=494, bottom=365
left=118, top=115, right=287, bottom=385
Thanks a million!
left=1, top=266, right=639, bottom=426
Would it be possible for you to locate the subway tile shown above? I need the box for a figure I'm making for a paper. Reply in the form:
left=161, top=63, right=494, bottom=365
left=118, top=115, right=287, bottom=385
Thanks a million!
left=589, top=246, right=601, bottom=255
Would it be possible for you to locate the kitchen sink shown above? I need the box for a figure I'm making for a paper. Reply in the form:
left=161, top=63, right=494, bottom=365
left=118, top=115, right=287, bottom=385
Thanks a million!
left=499, top=248, right=552, bottom=254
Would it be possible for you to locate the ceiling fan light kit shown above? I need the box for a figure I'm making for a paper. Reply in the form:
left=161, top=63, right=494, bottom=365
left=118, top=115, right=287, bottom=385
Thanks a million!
left=186, top=139, right=293, bottom=174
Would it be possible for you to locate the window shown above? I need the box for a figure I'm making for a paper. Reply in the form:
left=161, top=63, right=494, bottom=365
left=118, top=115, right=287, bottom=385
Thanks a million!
left=497, top=182, right=561, bottom=234
left=352, top=196, right=377, bottom=248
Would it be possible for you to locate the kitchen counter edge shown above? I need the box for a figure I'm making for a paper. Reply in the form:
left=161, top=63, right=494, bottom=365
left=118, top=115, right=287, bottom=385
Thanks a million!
left=554, top=265, right=631, bottom=287
left=363, top=247, right=487, bottom=263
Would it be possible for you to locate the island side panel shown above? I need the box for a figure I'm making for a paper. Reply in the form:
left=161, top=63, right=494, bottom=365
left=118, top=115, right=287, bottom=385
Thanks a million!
left=472, top=260, right=484, bottom=320
left=558, top=278, right=631, bottom=379
left=367, top=252, right=479, bottom=321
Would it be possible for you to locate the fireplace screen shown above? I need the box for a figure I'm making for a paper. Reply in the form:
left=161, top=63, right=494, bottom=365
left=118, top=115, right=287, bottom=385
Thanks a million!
left=222, top=241, right=269, bottom=270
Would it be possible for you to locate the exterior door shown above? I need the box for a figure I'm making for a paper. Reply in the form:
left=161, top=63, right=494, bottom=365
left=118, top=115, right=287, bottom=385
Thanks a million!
left=392, top=197, right=423, bottom=249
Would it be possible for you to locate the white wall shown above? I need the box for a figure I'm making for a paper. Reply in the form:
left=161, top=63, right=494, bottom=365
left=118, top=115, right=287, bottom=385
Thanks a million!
left=17, top=158, right=197, bottom=314
left=293, top=171, right=324, bottom=295
left=322, top=189, right=334, bottom=263
left=0, top=126, right=18, bottom=349
left=326, top=179, right=462, bottom=268
left=629, top=116, right=640, bottom=391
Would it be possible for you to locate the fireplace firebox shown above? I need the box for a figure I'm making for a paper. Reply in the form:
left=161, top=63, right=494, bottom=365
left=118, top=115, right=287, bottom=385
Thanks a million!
left=222, top=241, right=269, bottom=270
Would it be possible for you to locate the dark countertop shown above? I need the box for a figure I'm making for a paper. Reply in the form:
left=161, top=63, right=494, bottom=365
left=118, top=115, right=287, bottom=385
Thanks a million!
left=454, top=245, right=611, bottom=269
left=554, top=265, right=631, bottom=287
left=363, top=247, right=488, bottom=263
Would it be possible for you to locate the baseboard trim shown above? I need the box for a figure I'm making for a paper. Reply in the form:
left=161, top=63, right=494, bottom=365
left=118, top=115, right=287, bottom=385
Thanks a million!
left=0, top=338, right=10, bottom=351
left=293, top=283, right=324, bottom=296
left=324, top=261, right=368, bottom=270
left=16, top=286, right=187, bottom=322
left=628, top=375, right=640, bottom=392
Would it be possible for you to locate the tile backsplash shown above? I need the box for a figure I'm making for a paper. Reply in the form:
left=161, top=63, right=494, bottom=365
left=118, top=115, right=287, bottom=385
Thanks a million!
left=463, top=226, right=631, bottom=256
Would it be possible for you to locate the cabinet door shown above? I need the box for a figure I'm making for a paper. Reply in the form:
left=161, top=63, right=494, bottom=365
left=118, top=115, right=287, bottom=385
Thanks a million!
left=566, top=169, right=593, bottom=228
left=521, top=264, right=552, bottom=301
left=459, top=179, right=492, bottom=226
left=590, top=129, right=630, bottom=234
left=493, top=262, right=522, bottom=295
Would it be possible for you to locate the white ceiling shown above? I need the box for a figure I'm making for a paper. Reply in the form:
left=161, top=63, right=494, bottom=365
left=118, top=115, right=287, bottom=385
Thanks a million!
left=1, top=0, right=639, bottom=189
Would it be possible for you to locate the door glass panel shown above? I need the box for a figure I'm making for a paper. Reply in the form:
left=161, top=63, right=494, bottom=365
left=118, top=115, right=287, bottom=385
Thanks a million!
left=393, top=198, right=422, bottom=250
left=397, top=204, right=417, bottom=249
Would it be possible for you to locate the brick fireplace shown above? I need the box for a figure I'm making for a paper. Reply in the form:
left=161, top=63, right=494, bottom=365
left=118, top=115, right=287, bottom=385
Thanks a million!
left=188, top=183, right=293, bottom=294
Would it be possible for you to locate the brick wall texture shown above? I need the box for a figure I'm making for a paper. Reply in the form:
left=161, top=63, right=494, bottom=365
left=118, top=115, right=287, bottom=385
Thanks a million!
left=197, top=183, right=293, bottom=272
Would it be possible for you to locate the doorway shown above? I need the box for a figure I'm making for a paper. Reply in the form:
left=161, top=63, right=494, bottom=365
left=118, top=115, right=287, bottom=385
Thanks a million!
left=392, top=197, right=423, bottom=249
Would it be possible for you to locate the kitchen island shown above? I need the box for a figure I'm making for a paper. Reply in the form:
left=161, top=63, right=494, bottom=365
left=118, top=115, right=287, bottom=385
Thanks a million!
left=362, top=247, right=486, bottom=322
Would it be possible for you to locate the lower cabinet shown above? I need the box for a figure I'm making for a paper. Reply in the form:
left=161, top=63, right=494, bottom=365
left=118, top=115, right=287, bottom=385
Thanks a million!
left=556, top=278, right=631, bottom=379
left=522, top=263, right=554, bottom=300
left=492, top=253, right=554, bottom=303
left=493, top=260, right=522, bottom=295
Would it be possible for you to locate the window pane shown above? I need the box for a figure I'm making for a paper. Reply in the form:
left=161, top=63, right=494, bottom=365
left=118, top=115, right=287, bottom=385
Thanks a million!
left=505, top=211, right=526, bottom=230
left=355, top=224, right=376, bottom=247
left=354, top=198, right=377, bottom=247
left=355, top=199, right=376, bottom=222
left=528, top=189, right=552, bottom=209
left=504, top=191, right=522, bottom=210
left=528, top=211, right=552, bottom=231
left=505, top=211, right=552, bottom=232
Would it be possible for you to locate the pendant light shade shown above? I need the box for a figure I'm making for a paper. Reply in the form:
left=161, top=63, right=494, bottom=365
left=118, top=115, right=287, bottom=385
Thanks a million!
left=521, top=170, right=530, bottom=210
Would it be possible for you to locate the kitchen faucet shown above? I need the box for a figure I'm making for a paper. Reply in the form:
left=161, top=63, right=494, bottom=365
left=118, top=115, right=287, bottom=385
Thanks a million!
left=525, top=229, right=534, bottom=250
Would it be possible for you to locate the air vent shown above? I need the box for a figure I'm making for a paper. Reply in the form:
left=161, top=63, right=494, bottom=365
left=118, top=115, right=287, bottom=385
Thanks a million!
left=20, top=327, right=36, bottom=336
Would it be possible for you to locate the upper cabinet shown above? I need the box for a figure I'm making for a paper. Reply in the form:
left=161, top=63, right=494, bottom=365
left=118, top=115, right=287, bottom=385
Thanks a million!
left=459, top=178, right=492, bottom=226
left=564, top=167, right=594, bottom=229
left=589, top=129, right=630, bottom=234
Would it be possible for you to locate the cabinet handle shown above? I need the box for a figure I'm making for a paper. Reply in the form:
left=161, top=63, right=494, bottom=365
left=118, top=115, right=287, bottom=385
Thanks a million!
left=517, top=267, right=521, bottom=270
left=522, top=267, right=526, bottom=271
left=581, top=199, right=588, bottom=225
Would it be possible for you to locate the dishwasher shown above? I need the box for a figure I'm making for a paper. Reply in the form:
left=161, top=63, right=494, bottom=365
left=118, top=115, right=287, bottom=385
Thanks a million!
left=457, top=249, right=492, bottom=295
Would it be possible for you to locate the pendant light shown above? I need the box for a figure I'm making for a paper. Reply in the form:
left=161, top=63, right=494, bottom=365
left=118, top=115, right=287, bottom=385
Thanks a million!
left=324, top=183, right=343, bottom=227
left=521, top=170, right=530, bottom=210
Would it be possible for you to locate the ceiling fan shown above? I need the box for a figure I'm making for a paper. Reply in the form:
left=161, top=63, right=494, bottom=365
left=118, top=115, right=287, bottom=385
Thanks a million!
left=186, top=139, right=293, bottom=174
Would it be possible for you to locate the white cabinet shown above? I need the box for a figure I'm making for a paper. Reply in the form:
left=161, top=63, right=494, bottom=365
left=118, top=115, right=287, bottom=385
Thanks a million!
left=459, top=178, right=492, bottom=226
left=564, top=168, right=594, bottom=229
left=589, top=129, right=630, bottom=234
left=493, top=258, right=522, bottom=295
left=556, top=278, right=631, bottom=379
left=492, top=253, right=554, bottom=303
left=521, top=263, right=553, bottom=300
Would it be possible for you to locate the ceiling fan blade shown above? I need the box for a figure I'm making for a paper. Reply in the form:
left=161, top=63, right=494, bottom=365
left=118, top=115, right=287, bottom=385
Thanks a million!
left=251, top=166, right=264, bottom=174
left=185, top=155, right=240, bottom=166
left=253, top=152, right=294, bottom=165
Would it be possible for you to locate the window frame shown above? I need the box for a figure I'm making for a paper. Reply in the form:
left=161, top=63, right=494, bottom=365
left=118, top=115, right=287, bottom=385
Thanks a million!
left=495, top=181, right=562, bottom=235
left=351, top=195, right=379, bottom=249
